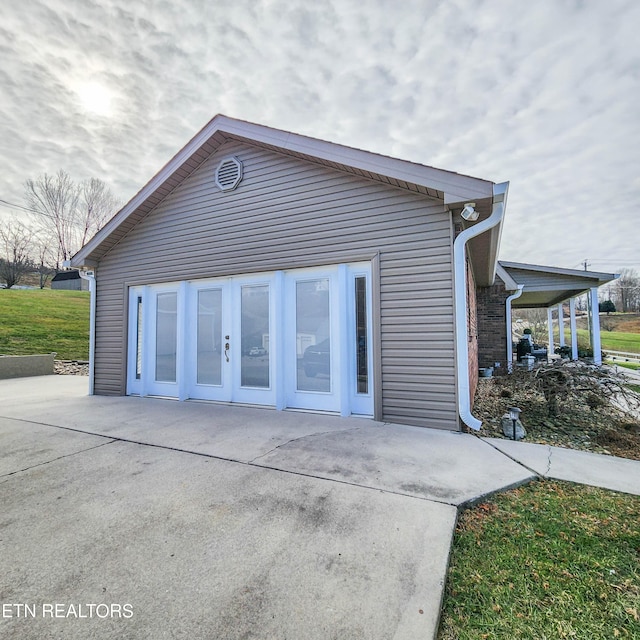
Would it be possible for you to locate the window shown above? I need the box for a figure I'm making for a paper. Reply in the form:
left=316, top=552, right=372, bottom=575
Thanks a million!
left=355, top=276, right=368, bottom=394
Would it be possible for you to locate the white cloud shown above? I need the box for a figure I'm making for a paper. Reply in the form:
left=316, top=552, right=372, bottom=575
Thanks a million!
left=0, top=0, right=638, bottom=273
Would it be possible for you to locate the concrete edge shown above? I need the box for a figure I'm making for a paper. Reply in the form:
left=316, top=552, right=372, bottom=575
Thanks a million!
left=0, top=354, right=56, bottom=379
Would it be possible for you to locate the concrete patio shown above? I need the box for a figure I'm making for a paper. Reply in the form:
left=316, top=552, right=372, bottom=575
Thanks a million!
left=1, top=376, right=638, bottom=639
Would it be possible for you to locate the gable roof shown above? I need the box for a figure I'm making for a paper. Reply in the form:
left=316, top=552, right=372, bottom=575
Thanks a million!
left=51, top=270, right=82, bottom=282
left=498, top=261, right=619, bottom=308
left=72, top=114, right=498, bottom=268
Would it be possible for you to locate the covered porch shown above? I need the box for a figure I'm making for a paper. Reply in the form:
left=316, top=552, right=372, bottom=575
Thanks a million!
left=497, top=262, right=619, bottom=367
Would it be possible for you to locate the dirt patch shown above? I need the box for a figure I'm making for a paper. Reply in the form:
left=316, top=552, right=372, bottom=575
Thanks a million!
left=473, top=371, right=640, bottom=461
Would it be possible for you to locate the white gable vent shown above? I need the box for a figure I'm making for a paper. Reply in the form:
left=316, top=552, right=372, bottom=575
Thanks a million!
left=215, top=156, right=243, bottom=192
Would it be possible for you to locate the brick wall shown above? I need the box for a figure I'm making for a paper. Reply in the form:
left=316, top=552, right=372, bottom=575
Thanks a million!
left=476, top=275, right=509, bottom=374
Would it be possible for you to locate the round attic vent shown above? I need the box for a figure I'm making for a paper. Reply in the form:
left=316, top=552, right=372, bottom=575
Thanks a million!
left=215, top=156, right=243, bottom=191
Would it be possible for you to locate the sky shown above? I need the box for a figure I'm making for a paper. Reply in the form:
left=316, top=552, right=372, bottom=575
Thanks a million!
left=1, top=0, right=638, bottom=275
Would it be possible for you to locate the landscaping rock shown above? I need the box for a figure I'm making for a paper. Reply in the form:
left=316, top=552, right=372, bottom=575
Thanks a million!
left=501, top=414, right=526, bottom=440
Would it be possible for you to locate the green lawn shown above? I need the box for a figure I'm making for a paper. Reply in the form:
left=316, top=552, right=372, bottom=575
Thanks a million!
left=0, top=289, right=90, bottom=360
left=609, top=361, right=640, bottom=371
left=574, top=328, right=640, bottom=354
left=439, top=481, right=640, bottom=639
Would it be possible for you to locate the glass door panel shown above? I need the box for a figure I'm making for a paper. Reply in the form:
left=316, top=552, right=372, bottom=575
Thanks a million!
left=197, top=288, right=223, bottom=385
left=155, top=292, right=177, bottom=383
left=142, top=286, right=180, bottom=398
left=355, top=275, right=368, bottom=395
left=296, top=279, right=331, bottom=392
left=189, top=283, right=231, bottom=402
left=285, top=269, right=340, bottom=412
left=240, top=284, right=270, bottom=388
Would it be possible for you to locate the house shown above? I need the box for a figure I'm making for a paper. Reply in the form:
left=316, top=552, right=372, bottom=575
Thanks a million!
left=71, top=114, right=512, bottom=431
left=51, top=270, right=89, bottom=291
left=477, top=261, right=618, bottom=370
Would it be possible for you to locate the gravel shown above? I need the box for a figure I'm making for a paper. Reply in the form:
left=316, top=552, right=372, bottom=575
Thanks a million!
left=54, top=360, right=89, bottom=376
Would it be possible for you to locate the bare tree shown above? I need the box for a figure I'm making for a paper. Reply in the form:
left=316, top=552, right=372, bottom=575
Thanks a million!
left=25, top=170, right=119, bottom=268
left=614, top=268, right=639, bottom=313
left=512, top=308, right=548, bottom=342
left=32, top=232, right=56, bottom=289
left=78, top=178, right=120, bottom=248
left=0, top=217, right=33, bottom=288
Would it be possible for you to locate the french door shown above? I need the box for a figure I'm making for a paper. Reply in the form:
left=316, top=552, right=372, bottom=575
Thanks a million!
left=127, top=263, right=373, bottom=416
left=187, top=275, right=275, bottom=406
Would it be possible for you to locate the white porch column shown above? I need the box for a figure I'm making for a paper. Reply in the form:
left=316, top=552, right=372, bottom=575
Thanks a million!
left=590, top=287, right=602, bottom=364
left=547, top=307, right=554, bottom=361
left=569, top=298, right=578, bottom=360
left=505, top=286, right=524, bottom=373
left=557, top=303, right=565, bottom=347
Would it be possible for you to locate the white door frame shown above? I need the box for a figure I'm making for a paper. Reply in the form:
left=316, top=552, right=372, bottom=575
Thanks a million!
left=284, top=265, right=342, bottom=413
left=126, top=262, right=373, bottom=417
left=186, top=279, right=232, bottom=402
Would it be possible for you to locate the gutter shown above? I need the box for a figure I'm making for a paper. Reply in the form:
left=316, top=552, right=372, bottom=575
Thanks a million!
left=453, top=182, right=509, bottom=430
left=78, top=269, right=96, bottom=395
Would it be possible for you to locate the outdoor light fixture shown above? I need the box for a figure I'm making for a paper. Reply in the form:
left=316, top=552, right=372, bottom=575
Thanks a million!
left=460, top=202, right=479, bottom=221
left=508, top=406, right=522, bottom=441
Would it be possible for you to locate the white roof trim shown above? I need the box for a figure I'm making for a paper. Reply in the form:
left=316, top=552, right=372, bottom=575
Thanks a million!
left=499, top=261, right=619, bottom=283
left=218, top=116, right=494, bottom=201
left=495, top=264, right=519, bottom=291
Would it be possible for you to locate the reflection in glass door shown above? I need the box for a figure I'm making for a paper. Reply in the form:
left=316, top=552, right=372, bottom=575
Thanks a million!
left=196, top=289, right=222, bottom=386
left=241, top=284, right=270, bottom=388
left=155, top=292, right=177, bottom=382
left=188, top=283, right=230, bottom=401
left=296, top=279, right=331, bottom=392
left=285, top=268, right=341, bottom=413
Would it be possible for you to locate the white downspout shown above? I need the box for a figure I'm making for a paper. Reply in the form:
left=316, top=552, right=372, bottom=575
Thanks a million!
left=505, top=285, right=524, bottom=372
left=453, top=182, right=509, bottom=430
left=78, top=270, right=96, bottom=395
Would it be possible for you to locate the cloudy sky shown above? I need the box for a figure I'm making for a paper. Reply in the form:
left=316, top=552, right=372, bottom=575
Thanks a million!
left=1, top=0, right=638, bottom=275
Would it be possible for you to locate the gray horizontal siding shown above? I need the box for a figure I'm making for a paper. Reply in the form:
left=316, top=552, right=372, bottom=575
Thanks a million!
left=95, top=140, right=457, bottom=429
left=507, top=269, right=599, bottom=291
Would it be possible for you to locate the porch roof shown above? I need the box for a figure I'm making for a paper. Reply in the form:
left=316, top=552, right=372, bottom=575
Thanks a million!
left=497, top=261, right=618, bottom=308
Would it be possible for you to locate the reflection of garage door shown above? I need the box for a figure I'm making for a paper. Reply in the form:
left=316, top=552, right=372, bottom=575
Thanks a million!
left=126, top=262, right=373, bottom=417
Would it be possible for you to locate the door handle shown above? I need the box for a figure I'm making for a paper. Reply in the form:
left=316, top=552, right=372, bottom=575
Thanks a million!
left=224, top=336, right=230, bottom=362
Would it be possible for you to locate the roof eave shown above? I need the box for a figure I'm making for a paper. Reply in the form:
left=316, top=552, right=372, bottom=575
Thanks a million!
left=499, top=261, right=620, bottom=285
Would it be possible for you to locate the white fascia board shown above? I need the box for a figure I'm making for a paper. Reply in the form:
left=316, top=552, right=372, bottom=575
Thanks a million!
left=495, top=264, right=519, bottom=291
left=219, top=116, right=494, bottom=201
left=499, top=261, right=619, bottom=283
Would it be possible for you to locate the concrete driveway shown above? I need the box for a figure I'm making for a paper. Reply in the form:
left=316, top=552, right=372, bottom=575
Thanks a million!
left=2, top=375, right=636, bottom=639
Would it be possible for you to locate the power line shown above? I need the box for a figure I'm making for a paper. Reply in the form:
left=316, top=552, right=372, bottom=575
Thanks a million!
left=0, top=198, right=41, bottom=215
left=0, top=197, right=78, bottom=225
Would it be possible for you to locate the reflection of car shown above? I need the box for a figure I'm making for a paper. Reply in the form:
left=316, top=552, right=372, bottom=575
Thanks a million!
left=248, top=346, right=267, bottom=357
left=302, top=338, right=330, bottom=377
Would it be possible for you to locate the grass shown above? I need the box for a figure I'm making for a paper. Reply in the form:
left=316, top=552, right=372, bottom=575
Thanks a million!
left=574, top=328, right=640, bottom=354
left=439, top=481, right=640, bottom=639
left=0, top=289, right=90, bottom=360
left=608, top=361, right=640, bottom=371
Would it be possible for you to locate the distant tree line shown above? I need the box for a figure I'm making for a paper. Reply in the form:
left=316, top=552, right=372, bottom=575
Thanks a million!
left=606, top=268, right=640, bottom=313
left=0, top=170, right=120, bottom=288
